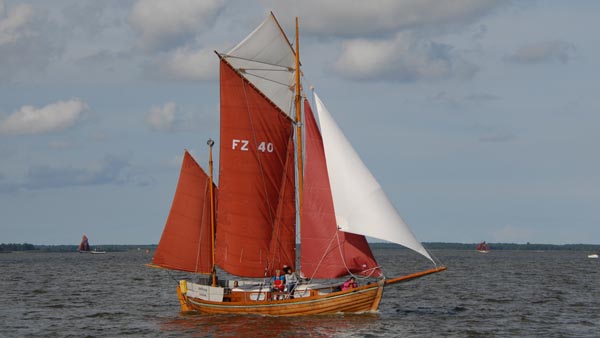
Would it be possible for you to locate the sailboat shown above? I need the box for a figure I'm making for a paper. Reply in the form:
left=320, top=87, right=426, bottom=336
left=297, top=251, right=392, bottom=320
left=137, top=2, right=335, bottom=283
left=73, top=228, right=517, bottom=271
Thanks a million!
left=476, top=241, right=490, bottom=253
left=78, top=234, right=106, bottom=254
left=149, top=13, right=446, bottom=316
left=78, top=235, right=90, bottom=253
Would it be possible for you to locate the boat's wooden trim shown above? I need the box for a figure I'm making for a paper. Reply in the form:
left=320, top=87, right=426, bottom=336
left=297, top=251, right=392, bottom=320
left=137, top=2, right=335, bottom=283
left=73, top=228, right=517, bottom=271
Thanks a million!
left=384, top=266, right=447, bottom=286
left=178, top=282, right=384, bottom=316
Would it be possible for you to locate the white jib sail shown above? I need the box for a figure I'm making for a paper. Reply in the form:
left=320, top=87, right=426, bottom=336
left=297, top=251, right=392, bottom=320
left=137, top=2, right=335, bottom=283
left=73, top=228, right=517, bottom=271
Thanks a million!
left=224, top=14, right=296, bottom=118
left=313, top=92, right=433, bottom=263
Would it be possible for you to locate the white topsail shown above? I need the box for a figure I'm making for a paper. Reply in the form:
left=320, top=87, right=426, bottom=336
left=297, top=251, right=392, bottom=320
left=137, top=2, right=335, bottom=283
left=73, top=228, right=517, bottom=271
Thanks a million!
left=225, top=14, right=296, bottom=118
left=313, top=92, right=434, bottom=263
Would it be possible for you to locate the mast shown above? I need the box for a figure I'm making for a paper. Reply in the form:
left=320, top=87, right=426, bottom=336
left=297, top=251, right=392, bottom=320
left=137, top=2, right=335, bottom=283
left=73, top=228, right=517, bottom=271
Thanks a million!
left=207, top=138, right=217, bottom=286
left=294, top=17, right=303, bottom=260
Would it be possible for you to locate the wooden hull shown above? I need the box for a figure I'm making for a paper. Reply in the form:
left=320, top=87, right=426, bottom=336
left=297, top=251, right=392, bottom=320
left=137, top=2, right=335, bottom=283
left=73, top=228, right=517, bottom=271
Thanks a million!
left=176, top=267, right=446, bottom=316
left=178, top=281, right=384, bottom=316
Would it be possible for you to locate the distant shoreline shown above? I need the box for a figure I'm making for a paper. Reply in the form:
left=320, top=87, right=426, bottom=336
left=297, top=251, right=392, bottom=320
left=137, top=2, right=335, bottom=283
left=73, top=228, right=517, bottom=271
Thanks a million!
left=1, top=242, right=598, bottom=253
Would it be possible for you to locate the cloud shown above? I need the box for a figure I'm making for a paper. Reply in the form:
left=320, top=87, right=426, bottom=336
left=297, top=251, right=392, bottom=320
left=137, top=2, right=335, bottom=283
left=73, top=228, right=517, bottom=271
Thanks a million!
left=0, top=154, right=132, bottom=193
left=129, top=0, right=226, bottom=51
left=265, top=0, right=507, bottom=38
left=0, top=0, right=62, bottom=83
left=151, top=46, right=219, bottom=81
left=333, top=32, right=478, bottom=82
left=505, top=40, right=575, bottom=64
left=0, top=0, right=34, bottom=46
left=145, top=102, right=176, bottom=130
left=0, top=99, right=89, bottom=135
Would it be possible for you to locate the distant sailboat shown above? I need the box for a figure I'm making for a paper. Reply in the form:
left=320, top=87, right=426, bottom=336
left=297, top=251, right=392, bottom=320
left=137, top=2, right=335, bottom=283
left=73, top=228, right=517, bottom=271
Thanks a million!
left=149, top=13, right=446, bottom=316
left=78, top=235, right=90, bottom=253
left=477, top=241, right=490, bottom=253
left=78, top=235, right=106, bottom=254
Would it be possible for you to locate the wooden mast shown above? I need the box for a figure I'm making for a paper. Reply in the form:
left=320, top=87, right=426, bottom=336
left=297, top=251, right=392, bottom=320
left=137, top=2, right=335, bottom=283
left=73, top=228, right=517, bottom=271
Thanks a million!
left=207, top=138, right=217, bottom=286
left=294, top=17, right=303, bottom=267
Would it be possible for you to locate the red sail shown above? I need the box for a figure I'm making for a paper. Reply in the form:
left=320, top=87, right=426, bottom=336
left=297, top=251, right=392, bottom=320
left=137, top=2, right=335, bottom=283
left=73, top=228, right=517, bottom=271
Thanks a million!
left=301, top=100, right=381, bottom=278
left=215, top=59, right=296, bottom=277
left=78, top=235, right=90, bottom=252
left=152, top=151, right=214, bottom=273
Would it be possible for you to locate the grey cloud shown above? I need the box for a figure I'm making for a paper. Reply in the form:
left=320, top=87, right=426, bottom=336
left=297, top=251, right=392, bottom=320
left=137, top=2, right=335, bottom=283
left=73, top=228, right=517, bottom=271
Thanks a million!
left=0, top=1, right=63, bottom=84
left=505, top=40, right=576, bottom=65
left=333, top=33, right=479, bottom=82
left=143, top=45, right=220, bottom=82
left=0, top=154, right=135, bottom=193
left=266, top=0, right=508, bottom=38
left=129, top=0, right=226, bottom=51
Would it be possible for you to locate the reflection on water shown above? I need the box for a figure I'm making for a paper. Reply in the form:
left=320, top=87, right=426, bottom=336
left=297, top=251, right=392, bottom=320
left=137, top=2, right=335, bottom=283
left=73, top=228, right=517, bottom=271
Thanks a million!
left=1, top=249, right=598, bottom=337
left=160, top=313, right=380, bottom=337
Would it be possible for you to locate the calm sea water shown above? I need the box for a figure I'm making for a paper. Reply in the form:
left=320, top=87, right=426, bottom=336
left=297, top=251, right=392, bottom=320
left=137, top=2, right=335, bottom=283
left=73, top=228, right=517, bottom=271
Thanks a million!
left=1, top=248, right=598, bottom=337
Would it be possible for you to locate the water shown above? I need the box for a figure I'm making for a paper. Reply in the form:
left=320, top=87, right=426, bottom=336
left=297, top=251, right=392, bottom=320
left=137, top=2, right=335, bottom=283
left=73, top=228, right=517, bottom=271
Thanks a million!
left=1, top=249, right=598, bottom=337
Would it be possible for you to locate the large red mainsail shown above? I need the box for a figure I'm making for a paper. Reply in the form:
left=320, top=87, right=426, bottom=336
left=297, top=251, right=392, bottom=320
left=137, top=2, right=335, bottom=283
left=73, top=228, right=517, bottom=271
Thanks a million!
left=153, top=150, right=214, bottom=273
left=301, top=100, right=381, bottom=278
left=215, top=59, right=296, bottom=277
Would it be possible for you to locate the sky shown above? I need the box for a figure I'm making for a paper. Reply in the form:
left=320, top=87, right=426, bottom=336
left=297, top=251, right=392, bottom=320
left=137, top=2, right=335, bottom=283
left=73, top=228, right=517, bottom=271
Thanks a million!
left=0, top=0, right=598, bottom=246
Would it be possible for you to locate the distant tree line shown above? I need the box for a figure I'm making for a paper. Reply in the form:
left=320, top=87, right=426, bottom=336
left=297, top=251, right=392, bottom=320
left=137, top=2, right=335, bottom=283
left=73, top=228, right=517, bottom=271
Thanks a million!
left=0, top=243, right=36, bottom=252
left=0, top=243, right=157, bottom=252
left=373, top=242, right=599, bottom=251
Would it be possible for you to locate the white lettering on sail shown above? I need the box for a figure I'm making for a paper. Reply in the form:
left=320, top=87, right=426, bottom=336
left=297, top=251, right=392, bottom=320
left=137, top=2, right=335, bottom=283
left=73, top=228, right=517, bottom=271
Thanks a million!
left=232, top=139, right=249, bottom=151
left=257, top=142, right=274, bottom=153
left=232, top=139, right=274, bottom=153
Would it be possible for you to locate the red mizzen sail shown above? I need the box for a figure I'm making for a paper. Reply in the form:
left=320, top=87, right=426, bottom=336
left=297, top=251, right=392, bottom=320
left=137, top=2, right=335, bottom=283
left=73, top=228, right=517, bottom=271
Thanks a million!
left=301, top=99, right=381, bottom=278
left=153, top=150, right=214, bottom=273
left=215, top=59, right=296, bottom=277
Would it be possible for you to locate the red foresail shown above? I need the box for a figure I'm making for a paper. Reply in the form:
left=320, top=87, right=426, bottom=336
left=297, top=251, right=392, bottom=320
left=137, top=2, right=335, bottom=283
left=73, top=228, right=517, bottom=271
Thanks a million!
left=152, top=151, right=214, bottom=273
left=301, top=100, right=381, bottom=279
left=215, top=59, right=296, bottom=277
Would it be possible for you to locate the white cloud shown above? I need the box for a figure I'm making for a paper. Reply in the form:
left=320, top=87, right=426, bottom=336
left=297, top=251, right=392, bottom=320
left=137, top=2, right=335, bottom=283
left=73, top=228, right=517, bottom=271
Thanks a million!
left=0, top=99, right=88, bottom=135
left=145, top=102, right=176, bottom=130
left=505, top=40, right=575, bottom=64
left=159, top=46, right=218, bottom=81
left=0, top=0, right=34, bottom=46
left=129, top=0, right=226, bottom=51
left=333, top=32, right=478, bottom=82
